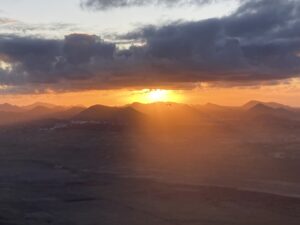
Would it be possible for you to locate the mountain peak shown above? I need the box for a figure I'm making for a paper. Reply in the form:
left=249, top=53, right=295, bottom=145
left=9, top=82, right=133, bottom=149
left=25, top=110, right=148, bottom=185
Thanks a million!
left=74, top=105, right=146, bottom=124
left=23, top=102, right=63, bottom=111
left=248, top=103, right=273, bottom=112
left=0, top=103, right=22, bottom=112
left=243, top=100, right=292, bottom=111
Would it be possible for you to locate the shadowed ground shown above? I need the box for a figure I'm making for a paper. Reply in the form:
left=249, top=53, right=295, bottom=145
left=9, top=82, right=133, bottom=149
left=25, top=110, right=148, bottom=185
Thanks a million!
left=0, top=121, right=299, bottom=225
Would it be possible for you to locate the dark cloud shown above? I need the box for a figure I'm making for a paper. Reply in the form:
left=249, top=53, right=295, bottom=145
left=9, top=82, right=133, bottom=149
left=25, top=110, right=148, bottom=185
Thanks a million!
left=0, top=0, right=300, bottom=94
left=81, top=0, right=218, bottom=10
left=0, top=34, right=115, bottom=86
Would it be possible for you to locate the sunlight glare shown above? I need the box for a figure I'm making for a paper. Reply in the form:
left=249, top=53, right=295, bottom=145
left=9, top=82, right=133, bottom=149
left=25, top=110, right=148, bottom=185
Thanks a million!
left=129, top=89, right=183, bottom=104
left=147, top=89, right=168, bottom=102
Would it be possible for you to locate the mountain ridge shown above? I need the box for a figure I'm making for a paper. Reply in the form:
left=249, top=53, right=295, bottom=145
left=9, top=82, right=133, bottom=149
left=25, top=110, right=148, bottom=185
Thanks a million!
left=0, top=101, right=298, bottom=126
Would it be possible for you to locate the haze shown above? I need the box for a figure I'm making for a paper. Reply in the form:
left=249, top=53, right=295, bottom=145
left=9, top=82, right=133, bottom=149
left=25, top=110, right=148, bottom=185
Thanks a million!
left=0, top=1, right=300, bottom=225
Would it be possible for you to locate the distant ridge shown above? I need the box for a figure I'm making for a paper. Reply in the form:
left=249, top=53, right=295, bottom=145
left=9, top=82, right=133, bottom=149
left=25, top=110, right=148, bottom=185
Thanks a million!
left=197, top=102, right=237, bottom=111
left=243, top=100, right=293, bottom=111
left=22, top=102, right=65, bottom=111
left=247, top=103, right=275, bottom=113
left=0, top=103, right=23, bottom=112
left=74, top=105, right=146, bottom=124
left=245, top=103, right=299, bottom=123
left=0, top=101, right=298, bottom=126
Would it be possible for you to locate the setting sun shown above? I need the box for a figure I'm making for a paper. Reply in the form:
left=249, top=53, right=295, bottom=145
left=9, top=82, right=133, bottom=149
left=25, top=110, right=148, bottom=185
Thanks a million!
left=128, top=89, right=184, bottom=104
left=147, top=89, right=169, bottom=102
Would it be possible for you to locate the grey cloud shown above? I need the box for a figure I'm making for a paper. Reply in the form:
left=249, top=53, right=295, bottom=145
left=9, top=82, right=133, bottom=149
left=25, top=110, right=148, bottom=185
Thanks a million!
left=0, top=0, right=300, bottom=94
left=121, top=0, right=300, bottom=80
left=81, top=0, right=221, bottom=10
left=0, top=34, right=115, bottom=86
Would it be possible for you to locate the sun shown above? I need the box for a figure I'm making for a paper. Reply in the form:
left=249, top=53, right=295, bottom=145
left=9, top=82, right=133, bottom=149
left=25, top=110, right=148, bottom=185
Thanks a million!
left=147, top=89, right=169, bottom=103
left=129, top=89, right=183, bottom=104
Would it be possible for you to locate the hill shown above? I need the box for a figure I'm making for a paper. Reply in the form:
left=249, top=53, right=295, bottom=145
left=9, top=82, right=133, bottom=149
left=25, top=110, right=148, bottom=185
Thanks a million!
left=243, top=100, right=294, bottom=111
left=0, top=103, right=23, bottom=112
left=74, top=105, right=146, bottom=125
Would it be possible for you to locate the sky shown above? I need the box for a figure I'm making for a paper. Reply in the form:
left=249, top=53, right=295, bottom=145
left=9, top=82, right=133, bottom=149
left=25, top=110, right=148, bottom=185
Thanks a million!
left=0, top=0, right=237, bottom=37
left=0, top=0, right=300, bottom=106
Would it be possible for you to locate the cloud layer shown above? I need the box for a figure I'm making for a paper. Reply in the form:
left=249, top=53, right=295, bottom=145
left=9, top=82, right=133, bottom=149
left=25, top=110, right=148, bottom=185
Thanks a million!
left=81, top=0, right=217, bottom=10
left=0, top=0, right=300, bottom=94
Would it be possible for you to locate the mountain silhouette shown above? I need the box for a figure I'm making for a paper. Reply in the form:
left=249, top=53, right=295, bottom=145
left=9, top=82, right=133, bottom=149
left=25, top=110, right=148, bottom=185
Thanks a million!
left=244, top=103, right=300, bottom=123
left=0, top=101, right=298, bottom=126
left=74, top=105, right=146, bottom=124
left=0, top=103, right=23, bottom=112
left=22, top=102, right=65, bottom=111
left=243, top=100, right=294, bottom=111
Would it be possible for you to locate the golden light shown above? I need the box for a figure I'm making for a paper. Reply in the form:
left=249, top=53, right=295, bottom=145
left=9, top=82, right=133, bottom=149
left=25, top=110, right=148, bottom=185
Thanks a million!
left=129, top=89, right=184, bottom=104
left=147, top=89, right=169, bottom=102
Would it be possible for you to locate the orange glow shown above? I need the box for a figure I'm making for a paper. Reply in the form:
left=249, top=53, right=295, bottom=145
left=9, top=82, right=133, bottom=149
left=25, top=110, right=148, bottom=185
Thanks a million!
left=128, top=89, right=184, bottom=104
left=148, top=89, right=168, bottom=102
left=0, top=78, right=300, bottom=107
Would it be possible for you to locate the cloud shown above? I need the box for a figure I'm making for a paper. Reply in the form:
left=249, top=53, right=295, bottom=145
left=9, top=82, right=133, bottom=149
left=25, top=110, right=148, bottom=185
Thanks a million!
left=0, top=17, right=17, bottom=25
left=0, top=0, right=300, bottom=94
left=0, top=21, right=80, bottom=38
left=0, top=34, right=115, bottom=87
left=81, top=0, right=218, bottom=10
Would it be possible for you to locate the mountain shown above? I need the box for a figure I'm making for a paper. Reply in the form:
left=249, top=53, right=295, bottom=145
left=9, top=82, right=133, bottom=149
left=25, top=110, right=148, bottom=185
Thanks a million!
left=74, top=105, right=146, bottom=125
left=22, top=102, right=65, bottom=111
left=244, top=103, right=300, bottom=122
left=53, top=106, right=86, bottom=119
left=0, top=103, right=23, bottom=112
left=243, top=100, right=294, bottom=111
left=202, top=103, right=232, bottom=110
left=130, top=102, right=207, bottom=125
left=27, top=106, right=56, bottom=115
left=2, top=106, right=60, bottom=125
left=0, top=101, right=298, bottom=127
left=247, top=103, right=276, bottom=113
left=0, top=105, right=77, bottom=126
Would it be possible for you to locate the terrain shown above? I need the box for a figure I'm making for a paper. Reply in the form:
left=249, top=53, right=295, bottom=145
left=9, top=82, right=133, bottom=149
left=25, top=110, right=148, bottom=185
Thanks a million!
left=0, top=101, right=299, bottom=224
